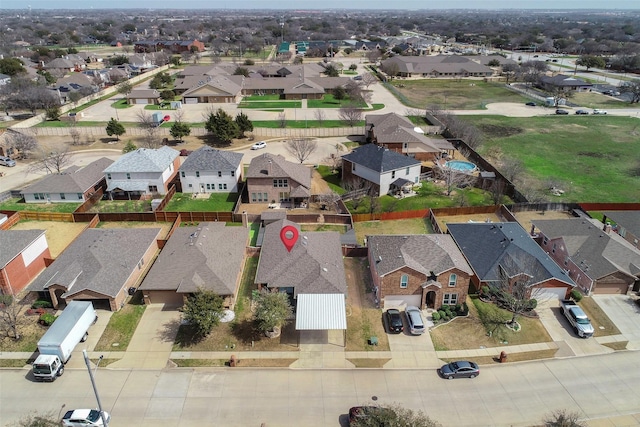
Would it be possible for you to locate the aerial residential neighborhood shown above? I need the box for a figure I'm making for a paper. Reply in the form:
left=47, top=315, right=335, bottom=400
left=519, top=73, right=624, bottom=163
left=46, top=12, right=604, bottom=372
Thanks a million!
left=0, top=4, right=639, bottom=427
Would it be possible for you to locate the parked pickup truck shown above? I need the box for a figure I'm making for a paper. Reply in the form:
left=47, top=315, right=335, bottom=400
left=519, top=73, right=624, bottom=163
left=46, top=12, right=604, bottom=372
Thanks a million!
left=561, top=299, right=594, bottom=338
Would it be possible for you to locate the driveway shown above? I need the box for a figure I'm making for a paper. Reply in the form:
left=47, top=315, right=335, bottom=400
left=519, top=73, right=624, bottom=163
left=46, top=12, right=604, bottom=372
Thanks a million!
left=592, top=294, right=640, bottom=350
left=537, top=300, right=614, bottom=357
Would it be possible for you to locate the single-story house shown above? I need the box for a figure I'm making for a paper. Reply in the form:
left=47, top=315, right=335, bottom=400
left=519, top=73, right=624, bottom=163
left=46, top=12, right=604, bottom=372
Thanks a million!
left=0, top=230, right=51, bottom=295
left=245, top=153, right=311, bottom=206
left=367, top=234, right=474, bottom=310
left=21, top=157, right=113, bottom=204
left=380, top=55, right=494, bottom=78
left=447, top=222, right=575, bottom=302
left=178, top=146, right=243, bottom=193
left=341, top=143, right=422, bottom=197
left=539, top=74, right=593, bottom=92
left=140, top=222, right=248, bottom=308
left=533, top=218, right=640, bottom=295
left=255, top=219, right=347, bottom=338
left=27, top=228, right=161, bottom=311
left=127, top=89, right=161, bottom=105
left=104, top=146, right=180, bottom=198
left=180, top=75, right=242, bottom=104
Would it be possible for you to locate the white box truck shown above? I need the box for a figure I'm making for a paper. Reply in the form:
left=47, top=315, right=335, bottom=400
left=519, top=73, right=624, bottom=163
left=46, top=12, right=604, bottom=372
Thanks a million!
left=32, top=301, right=97, bottom=382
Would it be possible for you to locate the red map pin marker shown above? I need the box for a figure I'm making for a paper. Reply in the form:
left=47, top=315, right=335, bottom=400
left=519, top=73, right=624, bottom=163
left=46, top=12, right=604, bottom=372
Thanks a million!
left=280, top=225, right=299, bottom=252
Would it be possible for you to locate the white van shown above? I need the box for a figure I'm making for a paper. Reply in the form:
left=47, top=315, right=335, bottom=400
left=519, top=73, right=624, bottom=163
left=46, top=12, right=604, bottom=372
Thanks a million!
left=0, top=156, right=16, bottom=167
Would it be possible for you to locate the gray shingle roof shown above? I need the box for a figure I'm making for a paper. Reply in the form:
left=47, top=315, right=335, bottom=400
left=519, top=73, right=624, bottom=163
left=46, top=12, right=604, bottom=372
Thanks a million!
left=179, top=146, right=243, bottom=172
left=540, top=74, right=592, bottom=87
left=341, top=143, right=421, bottom=172
left=140, top=222, right=248, bottom=295
left=27, top=228, right=160, bottom=298
left=447, top=222, right=574, bottom=287
left=0, top=230, right=47, bottom=269
left=368, top=234, right=473, bottom=279
left=246, top=153, right=312, bottom=189
left=104, top=146, right=179, bottom=173
left=602, top=211, right=640, bottom=238
left=22, top=157, right=113, bottom=195
left=533, top=218, right=640, bottom=281
left=255, top=219, right=346, bottom=296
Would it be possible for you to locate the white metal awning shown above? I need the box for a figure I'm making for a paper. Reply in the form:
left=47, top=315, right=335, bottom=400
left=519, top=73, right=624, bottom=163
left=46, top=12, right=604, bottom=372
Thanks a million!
left=295, top=293, right=346, bottom=330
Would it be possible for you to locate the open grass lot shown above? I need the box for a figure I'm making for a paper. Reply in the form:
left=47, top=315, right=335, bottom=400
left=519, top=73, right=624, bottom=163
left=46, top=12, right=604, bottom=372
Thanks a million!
left=237, top=100, right=302, bottom=109
left=354, top=218, right=430, bottom=245
left=172, top=257, right=300, bottom=352
left=163, top=192, right=238, bottom=212
left=387, top=80, right=525, bottom=110
left=430, top=296, right=552, bottom=351
left=465, top=115, right=640, bottom=202
left=579, top=297, right=620, bottom=337
left=96, top=221, right=173, bottom=239
left=570, top=92, right=631, bottom=109
left=0, top=198, right=80, bottom=213
left=88, top=199, right=151, bottom=213
left=251, top=119, right=365, bottom=128
left=94, top=295, right=146, bottom=352
left=11, top=220, right=87, bottom=257
left=344, top=257, right=390, bottom=351
left=307, top=94, right=367, bottom=109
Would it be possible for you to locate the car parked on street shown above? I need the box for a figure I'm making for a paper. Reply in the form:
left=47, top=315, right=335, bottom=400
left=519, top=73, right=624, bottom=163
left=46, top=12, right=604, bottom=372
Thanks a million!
left=384, top=308, right=404, bottom=333
left=251, top=141, right=267, bottom=150
left=0, top=156, right=16, bottom=167
left=405, top=306, right=425, bottom=335
left=575, top=110, right=589, bottom=115
left=61, top=409, right=110, bottom=427
left=592, top=109, right=608, bottom=115
left=555, top=109, right=569, bottom=115
left=525, top=102, right=536, bottom=106
left=439, top=361, right=480, bottom=380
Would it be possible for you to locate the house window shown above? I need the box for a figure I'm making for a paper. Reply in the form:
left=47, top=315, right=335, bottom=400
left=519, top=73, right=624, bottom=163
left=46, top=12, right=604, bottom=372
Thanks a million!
left=251, top=192, right=257, bottom=202
left=34, top=193, right=45, bottom=200
left=218, top=171, right=222, bottom=177
left=552, top=243, right=556, bottom=253
left=107, top=173, right=111, bottom=180
left=406, top=167, right=410, bottom=175
left=403, top=142, right=408, bottom=149
left=279, top=192, right=290, bottom=202
left=391, top=171, right=396, bottom=179
left=231, top=171, right=235, bottom=177
left=219, top=183, right=227, bottom=190
left=273, top=179, right=288, bottom=188
left=181, top=171, right=185, bottom=178
left=443, top=293, right=458, bottom=305
left=543, top=237, right=548, bottom=245
left=206, top=184, right=211, bottom=190
left=77, top=193, right=83, bottom=200
left=149, top=185, right=158, bottom=192
left=196, top=171, right=200, bottom=178
left=448, top=274, right=457, bottom=287
left=60, top=193, right=66, bottom=200
left=252, top=192, right=267, bottom=202
left=400, top=274, right=408, bottom=288
left=188, top=184, right=192, bottom=188
left=126, top=173, right=131, bottom=180
left=352, top=163, right=356, bottom=171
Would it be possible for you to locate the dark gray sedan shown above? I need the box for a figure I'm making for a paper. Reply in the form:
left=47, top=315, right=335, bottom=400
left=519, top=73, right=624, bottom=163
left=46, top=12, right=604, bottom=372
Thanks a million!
left=439, top=361, right=480, bottom=379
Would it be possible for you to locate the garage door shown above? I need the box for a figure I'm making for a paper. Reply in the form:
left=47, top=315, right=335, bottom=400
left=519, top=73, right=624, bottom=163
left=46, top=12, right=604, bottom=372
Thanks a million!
left=383, top=295, right=422, bottom=310
left=144, top=291, right=184, bottom=307
left=593, top=282, right=628, bottom=294
left=533, top=287, right=568, bottom=305
left=135, top=99, right=148, bottom=105
left=184, top=98, right=198, bottom=104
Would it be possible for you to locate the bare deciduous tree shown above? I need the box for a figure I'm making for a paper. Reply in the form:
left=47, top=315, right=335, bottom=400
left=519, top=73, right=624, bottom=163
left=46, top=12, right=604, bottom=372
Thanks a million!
left=29, top=143, right=74, bottom=174
left=285, top=138, right=317, bottom=163
left=361, top=72, right=378, bottom=89
left=317, top=191, right=340, bottom=210
left=433, top=164, right=478, bottom=196
left=338, top=105, right=363, bottom=126
left=277, top=112, right=287, bottom=128
left=136, top=110, right=161, bottom=149
left=4, top=130, right=38, bottom=159
left=500, top=158, right=524, bottom=183
left=314, top=109, right=326, bottom=124
left=0, top=298, right=26, bottom=340
left=542, top=409, right=587, bottom=427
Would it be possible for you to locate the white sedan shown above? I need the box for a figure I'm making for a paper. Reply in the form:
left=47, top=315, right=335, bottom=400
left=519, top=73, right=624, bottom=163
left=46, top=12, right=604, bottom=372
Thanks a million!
left=251, top=141, right=267, bottom=150
left=61, top=409, right=110, bottom=427
left=592, top=109, right=608, bottom=115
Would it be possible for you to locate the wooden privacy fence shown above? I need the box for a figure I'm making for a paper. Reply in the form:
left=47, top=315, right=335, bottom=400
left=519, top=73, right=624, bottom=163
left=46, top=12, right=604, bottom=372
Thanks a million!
left=352, top=208, right=430, bottom=223
left=19, top=211, right=75, bottom=222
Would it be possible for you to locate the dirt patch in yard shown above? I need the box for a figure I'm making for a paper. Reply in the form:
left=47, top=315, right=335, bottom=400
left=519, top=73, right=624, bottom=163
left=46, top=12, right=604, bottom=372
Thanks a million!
left=97, top=221, right=173, bottom=239
left=514, top=210, right=575, bottom=235
left=10, top=221, right=88, bottom=257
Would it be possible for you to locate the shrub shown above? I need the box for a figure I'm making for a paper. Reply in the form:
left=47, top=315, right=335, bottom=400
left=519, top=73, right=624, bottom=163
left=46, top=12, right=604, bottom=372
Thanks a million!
left=527, top=299, right=538, bottom=311
left=440, top=304, right=450, bottom=312
left=432, top=311, right=441, bottom=322
left=460, top=302, right=469, bottom=316
left=32, top=300, right=52, bottom=309
left=0, top=294, right=13, bottom=306
left=438, top=310, right=446, bottom=319
left=450, top=310, right=457, bottom=318
left=39, top=313, right=56, bottom=326
left=454, top=304, right=461, bottom=313
left=571, top=289, right=583, bottom=302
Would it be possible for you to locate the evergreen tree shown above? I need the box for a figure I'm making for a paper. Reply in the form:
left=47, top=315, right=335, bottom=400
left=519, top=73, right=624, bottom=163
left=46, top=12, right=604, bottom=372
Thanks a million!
left=105, top=117, right=125, bottom=141
left=235, top=112, right=253, bottom=138
left=170, top=122, right=191, bottom=142
left=205, top=108, right=239, bottom=145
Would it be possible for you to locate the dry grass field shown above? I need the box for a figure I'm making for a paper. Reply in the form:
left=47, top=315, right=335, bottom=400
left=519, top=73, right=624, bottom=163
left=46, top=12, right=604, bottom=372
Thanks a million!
left=10, top=221, right=88, bottom=257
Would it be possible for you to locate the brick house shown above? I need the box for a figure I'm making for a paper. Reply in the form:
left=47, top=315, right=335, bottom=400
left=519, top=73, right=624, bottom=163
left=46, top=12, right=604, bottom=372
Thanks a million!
left=0, top=230, right=50, bottom=295
left=602, top=210, right=640, bottom=250
left=27, top=228, right=161, bottom=311
left=367, top=234, right=473, bottom=310
left=532, top=218, right=640, bottom=295
left=245, top=153, right=311, bottom=206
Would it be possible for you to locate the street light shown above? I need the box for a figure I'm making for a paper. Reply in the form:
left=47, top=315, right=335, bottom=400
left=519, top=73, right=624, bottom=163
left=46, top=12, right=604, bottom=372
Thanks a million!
left=82, top=350, right=109, bottom=427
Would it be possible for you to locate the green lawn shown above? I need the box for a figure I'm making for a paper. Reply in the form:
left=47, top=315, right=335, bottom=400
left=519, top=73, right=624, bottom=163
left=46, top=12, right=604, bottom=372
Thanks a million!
left=94, top=294, right=146, bottom=352
left=110, top=99, right=133, bottom=109
left=569, top=92, right=632, bottom=109
left=243, top=94, right=282, bottom=101
left=307, top=94, right=367, bottom=109
left=163, top=192, right=238, bottom=212
left=464, top=115, right=640, bottom=202
left=0, top=198, right=80, bottom=213
left=386, top=79, right=525, bottom=110
left=251, top=120, right=365, bottom=129
left=316, top=165, right=346, bottom=194
left=237, top=100, right=302, bottom=109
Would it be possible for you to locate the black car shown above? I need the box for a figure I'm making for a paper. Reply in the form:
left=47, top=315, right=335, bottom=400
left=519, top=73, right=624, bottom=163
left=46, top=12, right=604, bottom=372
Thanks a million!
left=525, top=102, right=536, bottom=106
left=385, top=309, right=403, bottom=333
left=439, top=360, right=480, bottom=379
left=575, top=110, right=589, bottom=115
left=555, top=109, right=569, bottom=115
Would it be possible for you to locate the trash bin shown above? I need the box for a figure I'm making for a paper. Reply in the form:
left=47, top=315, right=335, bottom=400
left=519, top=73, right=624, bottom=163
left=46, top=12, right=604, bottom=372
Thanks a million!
left=499, top=351, right=507, bottom=363
left=369, top=337, right=378, bottom=346
left=128, top=287, right=136, bottom=296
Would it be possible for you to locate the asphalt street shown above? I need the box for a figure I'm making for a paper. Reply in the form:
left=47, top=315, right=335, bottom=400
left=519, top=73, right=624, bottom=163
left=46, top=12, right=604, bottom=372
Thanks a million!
left=1, top=351, right=639, bottom=427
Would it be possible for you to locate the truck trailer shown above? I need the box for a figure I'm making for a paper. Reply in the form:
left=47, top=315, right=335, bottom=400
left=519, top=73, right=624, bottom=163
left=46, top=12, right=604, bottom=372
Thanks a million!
left=32, top=301, right=97, bottom=381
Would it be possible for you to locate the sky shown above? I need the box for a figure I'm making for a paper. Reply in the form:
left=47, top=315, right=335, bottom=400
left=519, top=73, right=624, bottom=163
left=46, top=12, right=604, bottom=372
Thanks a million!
left=1, top=0, right=638, bottom=10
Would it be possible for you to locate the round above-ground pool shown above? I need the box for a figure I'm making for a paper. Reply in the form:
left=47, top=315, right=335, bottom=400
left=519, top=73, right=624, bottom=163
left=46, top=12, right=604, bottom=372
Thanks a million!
left=444, top=160, right=478, bottom=172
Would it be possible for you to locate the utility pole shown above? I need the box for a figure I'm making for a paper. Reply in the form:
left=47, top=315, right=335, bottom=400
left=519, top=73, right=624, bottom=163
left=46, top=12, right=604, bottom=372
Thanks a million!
left=82, top=350, right=109, bottom=427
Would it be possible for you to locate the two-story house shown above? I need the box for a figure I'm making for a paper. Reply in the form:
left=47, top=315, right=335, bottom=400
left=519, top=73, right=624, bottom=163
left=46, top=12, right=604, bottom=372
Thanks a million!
left=245, top=153, right=311, bottom=207
left=104, top=146, right=180, bottom=198
left=341, top=143, right=422, bottom=197
left=178, top=146, right=243, bottom=193
left=368, top=234, right=474, bottom=310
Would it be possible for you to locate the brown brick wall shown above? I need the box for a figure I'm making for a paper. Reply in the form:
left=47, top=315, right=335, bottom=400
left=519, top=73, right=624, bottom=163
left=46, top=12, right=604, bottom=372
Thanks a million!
left=0, top=247, right=51, bottom=295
